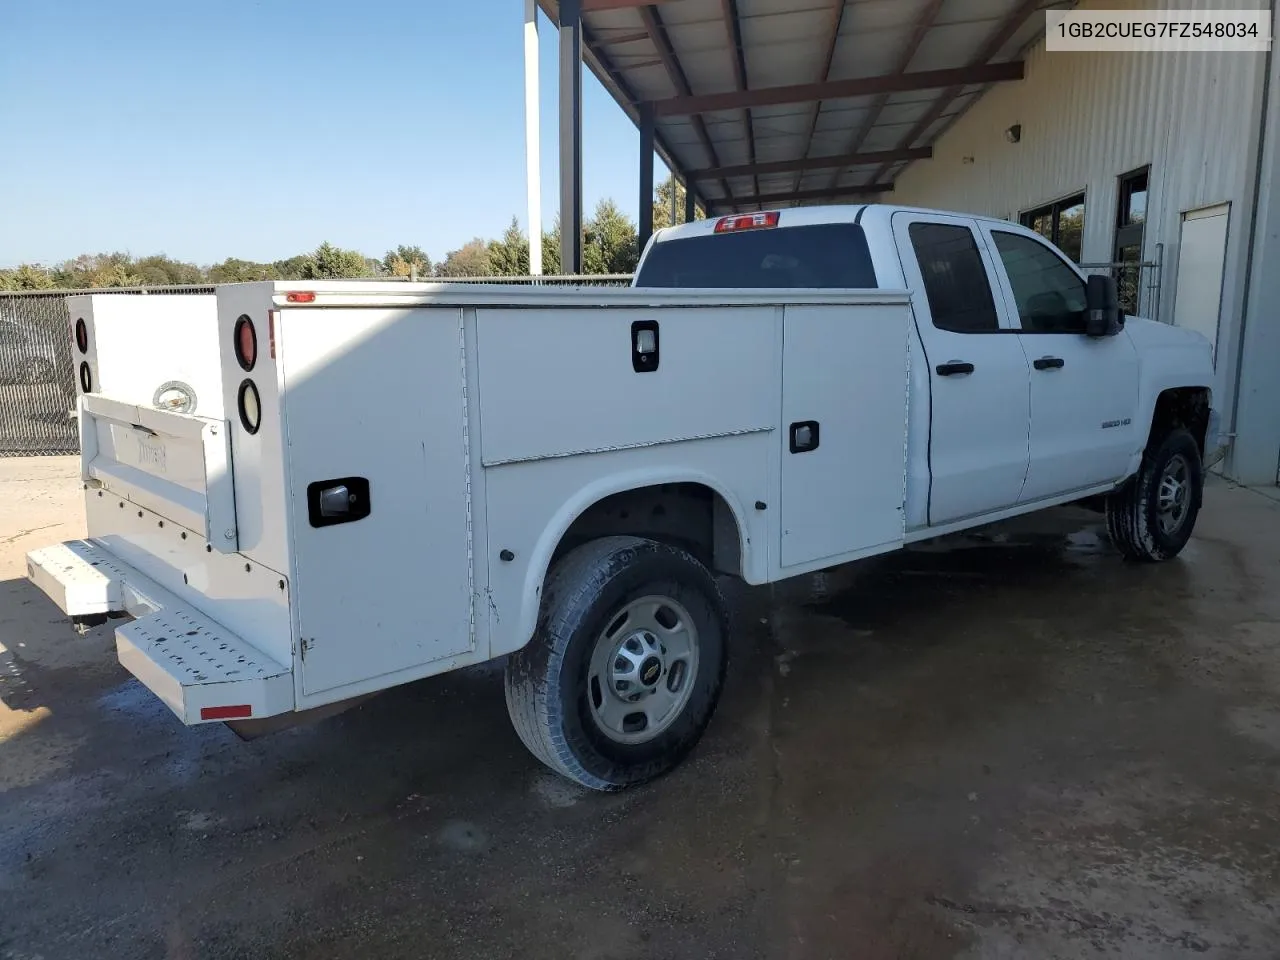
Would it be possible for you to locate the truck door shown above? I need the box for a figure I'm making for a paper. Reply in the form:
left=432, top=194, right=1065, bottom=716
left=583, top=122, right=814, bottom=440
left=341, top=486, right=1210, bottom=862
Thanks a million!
left=893, top=212, right=1031, bottom=525
left=979, top=225, right=1141, bottom=501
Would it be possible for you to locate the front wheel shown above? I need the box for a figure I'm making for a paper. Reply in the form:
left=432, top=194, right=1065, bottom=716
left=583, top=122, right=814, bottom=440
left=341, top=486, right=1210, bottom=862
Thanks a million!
left=504, top=536, right=729, bottom=791
left=1106, top=427, right=1203, bottom=561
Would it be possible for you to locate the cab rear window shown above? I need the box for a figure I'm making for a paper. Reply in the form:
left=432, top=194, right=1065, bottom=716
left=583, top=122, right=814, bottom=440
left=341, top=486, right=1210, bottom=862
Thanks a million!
left=634, top=223, right=878, bottom=289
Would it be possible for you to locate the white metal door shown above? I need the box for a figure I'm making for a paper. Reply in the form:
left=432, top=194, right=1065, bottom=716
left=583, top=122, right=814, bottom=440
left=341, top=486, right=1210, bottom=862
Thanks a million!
left=281, top=307, right=474, bottom=700
left=893, top=213, right=1032, bottom=525
left=1172, top=203, right=1230, bottom=363
left=779, top=303, right=910, bottom=568
left=980, top=225, right=1141, bottom=501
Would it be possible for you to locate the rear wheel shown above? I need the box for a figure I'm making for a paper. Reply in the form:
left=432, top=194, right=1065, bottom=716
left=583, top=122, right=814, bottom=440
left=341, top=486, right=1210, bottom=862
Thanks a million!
left=504, top=536, right=728, bottom=791
left=1106, top=427, right=1203, bottom=561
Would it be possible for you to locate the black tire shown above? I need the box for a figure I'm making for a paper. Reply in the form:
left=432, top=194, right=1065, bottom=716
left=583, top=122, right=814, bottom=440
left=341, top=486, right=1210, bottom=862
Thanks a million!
left=1106, top=427, right=1203, bottom=562
left=504, top=536, right=729, bottom=791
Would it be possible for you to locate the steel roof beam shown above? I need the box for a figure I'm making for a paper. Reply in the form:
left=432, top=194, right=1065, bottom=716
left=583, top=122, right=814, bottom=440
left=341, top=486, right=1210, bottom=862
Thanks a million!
left=694, top=146, right=932, bottom=181
left=792, top=0, right=850, bottom=196
left=652, top=61, right=1024, bottom=117
left=824, top=0, right=947, bottom=190
left=535, top=1, right=699, bottom=214
left=582, top=0, right=676, bottom=9
left=719, top=0, right=759, bottom=204
left=716, top=182, right=894, bottom=211
left=638, top=4, right=734, bottom=204
left=867, top=0, right=1045, bottom=185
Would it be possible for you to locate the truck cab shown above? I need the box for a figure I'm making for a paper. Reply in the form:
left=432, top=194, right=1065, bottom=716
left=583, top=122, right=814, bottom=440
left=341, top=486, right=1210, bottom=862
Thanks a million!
left=635, top=204, right=1220, bottom=544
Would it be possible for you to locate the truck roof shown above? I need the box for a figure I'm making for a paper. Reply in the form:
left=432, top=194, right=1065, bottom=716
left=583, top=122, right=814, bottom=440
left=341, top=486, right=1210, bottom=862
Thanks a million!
left=651, top=203, right=1012, bottom=243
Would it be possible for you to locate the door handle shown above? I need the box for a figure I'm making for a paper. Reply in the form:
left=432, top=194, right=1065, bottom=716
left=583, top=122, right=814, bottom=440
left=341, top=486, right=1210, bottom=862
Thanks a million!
left=1033, top=356, right=1065, bottom=370
left=789, top=420, right=820, bottom=453
left=935, top=361, right=975, bottom=376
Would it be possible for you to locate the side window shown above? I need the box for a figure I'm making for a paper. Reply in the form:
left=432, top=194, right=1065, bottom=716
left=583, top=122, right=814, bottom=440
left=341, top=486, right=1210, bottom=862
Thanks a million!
left=907, top=222, right=1000, bottom=333
left=991, top=231, right=1088, bottom=334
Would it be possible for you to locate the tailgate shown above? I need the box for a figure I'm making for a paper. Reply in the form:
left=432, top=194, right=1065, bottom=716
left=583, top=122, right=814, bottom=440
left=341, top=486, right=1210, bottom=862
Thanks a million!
left=79, top=393, right=238, bottom=552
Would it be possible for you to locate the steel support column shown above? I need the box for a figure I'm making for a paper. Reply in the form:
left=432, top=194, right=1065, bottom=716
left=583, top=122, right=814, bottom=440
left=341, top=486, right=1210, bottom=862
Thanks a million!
left=685, top=183, right=696, bottom=222
left=1229, top=0, right=1280, bottom=484
left=639, top=102, right=655, bottom=251
left=523, top=0, right=542, bottom=275
left=558, top=0, right=584, bottom=274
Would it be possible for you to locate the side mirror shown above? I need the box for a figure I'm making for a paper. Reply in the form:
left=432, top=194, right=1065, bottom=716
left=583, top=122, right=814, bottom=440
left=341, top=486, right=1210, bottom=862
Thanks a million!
left=1084, top=274, right=1122, bottom=337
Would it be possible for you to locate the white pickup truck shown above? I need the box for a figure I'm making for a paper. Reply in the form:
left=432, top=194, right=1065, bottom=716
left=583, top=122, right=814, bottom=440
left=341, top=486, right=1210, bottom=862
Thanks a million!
left=27, top=204, right=1220, bottom=791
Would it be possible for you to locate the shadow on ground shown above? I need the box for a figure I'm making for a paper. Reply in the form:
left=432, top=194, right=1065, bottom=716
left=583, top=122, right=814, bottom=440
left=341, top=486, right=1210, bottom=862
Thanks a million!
left=2, top=488, right=1279, bottom=959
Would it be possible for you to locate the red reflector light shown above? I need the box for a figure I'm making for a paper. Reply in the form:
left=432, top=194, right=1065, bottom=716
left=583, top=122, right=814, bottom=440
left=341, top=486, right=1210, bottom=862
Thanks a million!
left=286, top=291, right=316, bottom=303
left=233, top=314, right=257, bottom=372
left=714, top=212, right=780, bottom=233
left=200, top=704, right=253, bottom=720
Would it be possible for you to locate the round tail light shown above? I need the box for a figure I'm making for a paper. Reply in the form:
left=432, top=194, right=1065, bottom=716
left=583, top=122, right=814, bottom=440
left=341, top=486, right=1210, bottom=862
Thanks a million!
left=234, top=315, right=258, bottom=371
left=237, top=379, right=262, bottom=434
left=79, top=361, right=93, bottom=393
left=74, top=318, right=89, bottom=354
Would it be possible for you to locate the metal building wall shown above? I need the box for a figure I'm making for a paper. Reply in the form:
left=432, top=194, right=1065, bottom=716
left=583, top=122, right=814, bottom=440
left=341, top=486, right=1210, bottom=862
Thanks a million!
left=1231, top=2, right=1280, bottom=485
left=889, top=0, right=1270, bottom=476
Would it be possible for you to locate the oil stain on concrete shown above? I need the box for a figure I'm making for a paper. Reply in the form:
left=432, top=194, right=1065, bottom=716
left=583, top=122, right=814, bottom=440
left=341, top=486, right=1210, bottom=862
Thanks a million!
left=1, top=472, right=1279, bottom=959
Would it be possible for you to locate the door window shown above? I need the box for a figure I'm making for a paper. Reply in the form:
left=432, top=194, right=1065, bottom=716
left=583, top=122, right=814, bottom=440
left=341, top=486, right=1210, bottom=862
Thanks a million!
left=991, top=231, right=1088, bottom=334
left=907, top=223, right=999, bottom=333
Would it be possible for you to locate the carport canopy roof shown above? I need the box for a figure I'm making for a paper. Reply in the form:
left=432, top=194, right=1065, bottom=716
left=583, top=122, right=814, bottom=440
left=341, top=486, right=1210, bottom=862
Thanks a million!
left=537, top=0, right=1053, bottom=212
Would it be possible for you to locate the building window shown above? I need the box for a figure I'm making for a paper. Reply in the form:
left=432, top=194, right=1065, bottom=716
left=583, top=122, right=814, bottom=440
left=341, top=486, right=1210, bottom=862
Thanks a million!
left=1113, top=166, right=1149, bottom=315
left=1020, top=193, right=1085, bottom=262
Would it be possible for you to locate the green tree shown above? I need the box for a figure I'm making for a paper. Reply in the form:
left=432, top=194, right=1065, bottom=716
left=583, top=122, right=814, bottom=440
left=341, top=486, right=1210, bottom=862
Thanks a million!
left=134, top=254, right=205, bottom=286
left=487, top=217, right=530, bottom=276
left=436, top=239, right=493, bottom=278
left=541, top=217, right=562, bottom=275
left=299, top=242, right=368, bottom=280
left=1, top=264, right=56, bottom=290
left=584, top=199, right=638, bottom=274
left=51, top=254, right=100, bottom=288
left=209, top=258, right=281, bottom=283
left=272, top=255, right=312, bottom=280
left=90, top=263, right=144, bottom=288
left=383, top=245, right=431, bottom=278
left=653, top=175, right=703, bottom=231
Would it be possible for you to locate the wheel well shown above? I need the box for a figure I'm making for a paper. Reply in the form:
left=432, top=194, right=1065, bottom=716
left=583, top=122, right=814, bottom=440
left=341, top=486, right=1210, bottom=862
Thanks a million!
left=552, top=483, right=744, bottom=577
left=1150, top=387, right=1210, bottom=454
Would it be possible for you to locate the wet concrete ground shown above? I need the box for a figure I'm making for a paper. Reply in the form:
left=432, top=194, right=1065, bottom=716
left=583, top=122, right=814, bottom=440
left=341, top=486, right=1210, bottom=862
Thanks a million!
left=2, top=458, right=1279, bottom=959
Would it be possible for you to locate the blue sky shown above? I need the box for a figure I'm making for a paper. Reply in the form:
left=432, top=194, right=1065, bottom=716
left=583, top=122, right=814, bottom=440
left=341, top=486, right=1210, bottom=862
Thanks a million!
left=0, top=0, right=666, bottom=267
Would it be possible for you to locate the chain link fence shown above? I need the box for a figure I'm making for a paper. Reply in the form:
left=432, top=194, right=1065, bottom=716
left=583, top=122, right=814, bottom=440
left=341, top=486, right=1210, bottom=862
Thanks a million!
left=0, top=277, right=633, bottom=457
left=0, top=286, right=215, bottom=457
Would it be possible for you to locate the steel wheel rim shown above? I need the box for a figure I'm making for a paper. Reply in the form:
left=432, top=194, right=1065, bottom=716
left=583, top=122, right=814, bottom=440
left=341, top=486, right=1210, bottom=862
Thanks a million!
left=586, top=594, right=700, bottom=745
left=1156, top=453, right=1191, bottom=535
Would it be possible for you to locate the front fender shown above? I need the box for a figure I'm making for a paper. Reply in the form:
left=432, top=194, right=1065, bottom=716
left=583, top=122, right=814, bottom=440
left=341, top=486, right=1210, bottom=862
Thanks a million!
left=1124, top=319, right=1216, bottom=476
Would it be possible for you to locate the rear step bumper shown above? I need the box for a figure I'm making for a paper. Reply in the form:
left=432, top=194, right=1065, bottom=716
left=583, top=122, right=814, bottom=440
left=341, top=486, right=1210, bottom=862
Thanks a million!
left=26, top=541, right=294, bottom=725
